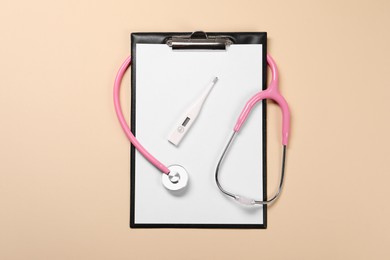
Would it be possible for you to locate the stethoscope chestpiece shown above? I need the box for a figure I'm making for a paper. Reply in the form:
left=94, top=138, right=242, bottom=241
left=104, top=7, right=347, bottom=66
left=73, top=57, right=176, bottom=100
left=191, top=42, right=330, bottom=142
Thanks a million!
left=162, top=165, right=189, bottom=191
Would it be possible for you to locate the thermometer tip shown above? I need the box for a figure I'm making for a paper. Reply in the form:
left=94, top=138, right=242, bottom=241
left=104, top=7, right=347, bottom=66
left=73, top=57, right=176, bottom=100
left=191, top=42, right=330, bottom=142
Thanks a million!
left=212, top=77, right=218, bottom=84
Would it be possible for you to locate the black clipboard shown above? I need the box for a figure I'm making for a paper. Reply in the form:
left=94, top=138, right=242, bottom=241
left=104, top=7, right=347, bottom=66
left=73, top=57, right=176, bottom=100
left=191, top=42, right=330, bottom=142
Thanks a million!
left=130, top=31, right=267, bottom=228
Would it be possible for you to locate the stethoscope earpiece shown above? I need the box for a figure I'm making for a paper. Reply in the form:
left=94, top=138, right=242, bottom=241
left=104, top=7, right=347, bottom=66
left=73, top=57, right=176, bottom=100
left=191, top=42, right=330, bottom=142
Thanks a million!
left=234, top=195, right=256, bottom=206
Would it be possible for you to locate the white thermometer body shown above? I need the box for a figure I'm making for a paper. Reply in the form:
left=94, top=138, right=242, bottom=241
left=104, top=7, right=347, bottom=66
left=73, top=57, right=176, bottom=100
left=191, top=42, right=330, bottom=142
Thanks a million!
left=168, top=77, right=218, bottom=146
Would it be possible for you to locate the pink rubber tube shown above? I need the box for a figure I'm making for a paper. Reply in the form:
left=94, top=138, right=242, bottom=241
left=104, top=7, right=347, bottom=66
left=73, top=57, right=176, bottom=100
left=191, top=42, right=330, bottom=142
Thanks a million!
left=233, top=54, right=291, bottom=145
left=113, top=57, right=170, bottom=174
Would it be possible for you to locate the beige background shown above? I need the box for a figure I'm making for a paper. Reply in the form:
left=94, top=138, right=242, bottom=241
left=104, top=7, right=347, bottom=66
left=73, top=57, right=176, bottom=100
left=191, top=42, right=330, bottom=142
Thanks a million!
left=0, top=0, right=389, bottom=259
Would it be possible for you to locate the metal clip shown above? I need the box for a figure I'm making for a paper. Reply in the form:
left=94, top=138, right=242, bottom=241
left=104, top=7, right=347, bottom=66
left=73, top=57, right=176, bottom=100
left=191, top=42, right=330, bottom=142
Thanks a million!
left=166, top=31, right=233, bottom=50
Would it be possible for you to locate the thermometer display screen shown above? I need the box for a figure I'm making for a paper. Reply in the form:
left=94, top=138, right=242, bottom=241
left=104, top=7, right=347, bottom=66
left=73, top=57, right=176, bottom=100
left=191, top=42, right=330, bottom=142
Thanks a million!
left=182, top=117, right=190, bottom=127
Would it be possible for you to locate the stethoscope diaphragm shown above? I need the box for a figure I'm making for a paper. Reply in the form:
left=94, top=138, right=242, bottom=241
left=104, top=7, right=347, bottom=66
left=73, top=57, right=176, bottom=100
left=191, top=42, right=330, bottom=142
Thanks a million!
left=162, top=165, right=189, bottom=191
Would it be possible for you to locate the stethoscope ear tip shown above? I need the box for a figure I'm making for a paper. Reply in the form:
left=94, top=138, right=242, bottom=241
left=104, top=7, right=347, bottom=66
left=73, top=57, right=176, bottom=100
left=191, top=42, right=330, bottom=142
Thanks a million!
left=234, top=195, right=256, bottom=206
left=162, top=165, right=189, bottom=191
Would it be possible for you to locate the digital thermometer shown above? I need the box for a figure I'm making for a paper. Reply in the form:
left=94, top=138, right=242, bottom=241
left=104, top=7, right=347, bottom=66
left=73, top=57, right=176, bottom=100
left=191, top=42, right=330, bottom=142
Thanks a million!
left=168, top=77, right=218, bottom=146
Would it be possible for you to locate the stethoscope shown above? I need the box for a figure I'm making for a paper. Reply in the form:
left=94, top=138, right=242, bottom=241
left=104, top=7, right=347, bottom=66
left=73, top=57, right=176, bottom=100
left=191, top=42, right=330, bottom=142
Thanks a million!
left=113, top=54, right=290, bottom=205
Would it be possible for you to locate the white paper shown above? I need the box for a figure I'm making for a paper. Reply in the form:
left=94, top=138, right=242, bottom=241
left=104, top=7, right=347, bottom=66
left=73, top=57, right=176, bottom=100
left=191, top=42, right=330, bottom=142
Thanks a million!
left=134, top=44, right=264, bottom=225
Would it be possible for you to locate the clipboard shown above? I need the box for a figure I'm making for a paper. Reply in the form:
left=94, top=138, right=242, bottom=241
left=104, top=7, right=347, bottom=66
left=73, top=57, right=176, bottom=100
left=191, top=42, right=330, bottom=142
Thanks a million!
left=130, top=31, right=267, bottom=228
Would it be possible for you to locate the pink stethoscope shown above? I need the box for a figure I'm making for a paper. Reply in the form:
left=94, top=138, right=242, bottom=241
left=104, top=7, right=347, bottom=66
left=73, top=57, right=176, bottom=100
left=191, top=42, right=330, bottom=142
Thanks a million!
left=114, top=54, right=290, bottom=205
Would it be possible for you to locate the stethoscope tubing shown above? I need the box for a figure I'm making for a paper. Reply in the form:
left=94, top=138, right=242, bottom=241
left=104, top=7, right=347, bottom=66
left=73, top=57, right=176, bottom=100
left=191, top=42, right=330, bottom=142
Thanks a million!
left=113, top=56, right=170, bottom=174
left=233, top=55, right=290, bottom=145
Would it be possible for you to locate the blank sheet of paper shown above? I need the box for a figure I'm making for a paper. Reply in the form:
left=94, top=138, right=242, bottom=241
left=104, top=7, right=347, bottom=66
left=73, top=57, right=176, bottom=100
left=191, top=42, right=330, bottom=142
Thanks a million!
left=133, top=43, right=264, bottom=225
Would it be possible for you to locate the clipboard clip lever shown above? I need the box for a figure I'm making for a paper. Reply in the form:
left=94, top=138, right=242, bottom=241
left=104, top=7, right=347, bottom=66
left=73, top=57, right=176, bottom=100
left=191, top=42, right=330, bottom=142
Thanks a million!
left=166, top=31, right=233, bottom=50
